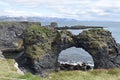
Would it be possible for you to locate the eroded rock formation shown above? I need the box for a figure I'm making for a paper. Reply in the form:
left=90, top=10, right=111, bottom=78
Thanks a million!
left=0, top=22, right=120, bottom=76
left=74, top=29, right=120, bottom=69
left=0, top=22, right=41, bottom=51
left=22, top=25, right=120, bottom=76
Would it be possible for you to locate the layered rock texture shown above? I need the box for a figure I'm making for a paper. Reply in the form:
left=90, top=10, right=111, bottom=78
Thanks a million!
left=22, top=25, right=61, bottom=75
left=0, top=22, right=120, bottom=76
left=74, top=29, right=120, bottom=68
left=0, top=22, right=40, bottom=52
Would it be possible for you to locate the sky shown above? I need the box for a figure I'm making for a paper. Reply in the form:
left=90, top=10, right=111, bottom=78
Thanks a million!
left=0, top=0, right=120, bottom=21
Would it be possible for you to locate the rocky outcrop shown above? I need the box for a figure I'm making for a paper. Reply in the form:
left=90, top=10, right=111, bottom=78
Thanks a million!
left=75, top=29, right=120, bottom=69
left=21, top=25, right=61, bottom=76
left=0, top=22, right=120, bottom=76
left=0, top=50, right=4, bottom=59
left=0, top=21, right=41, bottom=75
left=59, top=62, right=92, bottom=71
left=20, top=26, right=74, bottom=76
left=0, top=22, right=41, bottom=50
left=22, top=25, right=120, bottom=76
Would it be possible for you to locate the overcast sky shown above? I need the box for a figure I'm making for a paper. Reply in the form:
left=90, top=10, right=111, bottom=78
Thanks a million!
left=0, top=0, right=120, bottom=21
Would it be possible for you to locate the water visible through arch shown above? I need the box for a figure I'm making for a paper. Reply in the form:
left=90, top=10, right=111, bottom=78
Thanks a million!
left=58, top=47, right=94, bottom=70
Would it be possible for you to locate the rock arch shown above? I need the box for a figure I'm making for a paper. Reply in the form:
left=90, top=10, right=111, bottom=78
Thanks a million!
left=12, top=25, right=120, bottom=76
left=0, top=22, right=120, bottom=76
left=51, top=29, right=120, bottom=69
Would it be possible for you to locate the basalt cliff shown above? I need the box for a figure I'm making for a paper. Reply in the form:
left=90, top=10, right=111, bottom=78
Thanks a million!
left=0, top=22, right=120, bottom=76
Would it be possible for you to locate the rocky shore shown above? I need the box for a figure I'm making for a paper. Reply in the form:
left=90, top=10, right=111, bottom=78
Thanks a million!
left=59, top=61, right=94, bottom=71
left=0, top=22, right=120, bottom=76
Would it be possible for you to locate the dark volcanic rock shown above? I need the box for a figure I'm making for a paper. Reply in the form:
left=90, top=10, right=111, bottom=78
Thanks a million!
left=75, top=29, right=120, bottom=69
left=20, top=27, right=120, bottom=76
left=22, top=25, right=61, bottom=76
left=0, top=22, right=120, bottom=76
left=59, top=62, right=92, bottom=71
left=23, top=26, right=120, bottom=76
left=0, top=22, right=41, bottom=50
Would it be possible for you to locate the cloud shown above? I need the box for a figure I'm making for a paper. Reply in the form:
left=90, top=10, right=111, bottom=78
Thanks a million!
left=2, top=9, right=63, bottom=18
left=1, top=0, right=120, bottom=21
left=3, top=9, right=34, bottom=16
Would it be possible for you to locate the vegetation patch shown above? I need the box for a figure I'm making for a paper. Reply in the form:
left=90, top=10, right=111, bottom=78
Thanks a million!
left=107, top=68, right=120, bottom=75
left=0, top=58, right=22, bottom=79
left=18, top=69, right=120, bottom=80
left=24, top=24, right=60, bottom=60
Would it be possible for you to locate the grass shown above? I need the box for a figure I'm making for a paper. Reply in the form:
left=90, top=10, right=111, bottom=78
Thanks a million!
left=0, top=58, right=23, bottom=80
left=18, top=69, right=120, bottom=80
left=0, top=58, right=120, bottom=80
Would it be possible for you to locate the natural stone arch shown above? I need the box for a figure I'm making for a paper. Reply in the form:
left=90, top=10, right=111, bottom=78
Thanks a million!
left=21, top=25, right=120, bottom=76
left=0, top=22, right=120, bottom=76
left=73, top=29, right=120, bottom=69
left=55, top=29, right=119, bottom=69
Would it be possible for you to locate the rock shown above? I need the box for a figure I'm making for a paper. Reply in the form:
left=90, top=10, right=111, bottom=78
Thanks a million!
left=0, top=50, right=4, bottom=59
left=14, top=62, right=24, bottom=75
left=0, top=22, right=120, bottom=76
left=22, top=27, right=120, bottom=76
left=50, top=22, right=58, bottom=28
left=22, top=25, right=60, bottom=76
left=59, top=62, right=93, bottom=71
left=75, top=29, right=120, bottom=69
left=0, top=22, right=41, bottom=50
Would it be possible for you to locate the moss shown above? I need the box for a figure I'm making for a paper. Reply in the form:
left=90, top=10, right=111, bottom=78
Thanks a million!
left=0, top=21, right=41, bottom=28
left=26, top=43, right=50, bottom=60
left=24, top=24, right=59, bottom=60
left=81, top=29, right=110, bottom=48
left=53, top=31, right=61, bottom=44
left=24, top=24, right=52, bottom=44
left=83, top=28, right=109, bottom=37
left=26, top=24, right=51, bottom=36
left=89, top=41, right=100, bottom=48
left=59, top=30, right=73, bottom=44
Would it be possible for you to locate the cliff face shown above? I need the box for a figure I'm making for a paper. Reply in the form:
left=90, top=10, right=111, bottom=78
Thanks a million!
left=0, top=22, right=120, bottom=76
left=75, top=29, right=120, bottom=68
left=23, top=26, right=120, bottom=76
left=22, top=25, right=61, bottom=75
left=0, top=22, right=41, bottom=50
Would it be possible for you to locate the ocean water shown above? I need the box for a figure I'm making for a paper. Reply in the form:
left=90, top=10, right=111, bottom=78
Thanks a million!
left=42, top=21, right=120, bottom=42
left=43, top=21, right=120, bottom=66
left=57, top=21, right=120, bottom=43
left=58, top=47, right=94, bottom=66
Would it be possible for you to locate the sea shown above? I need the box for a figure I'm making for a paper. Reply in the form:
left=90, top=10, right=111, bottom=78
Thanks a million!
left=42, top=21, right=120, bottom=66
